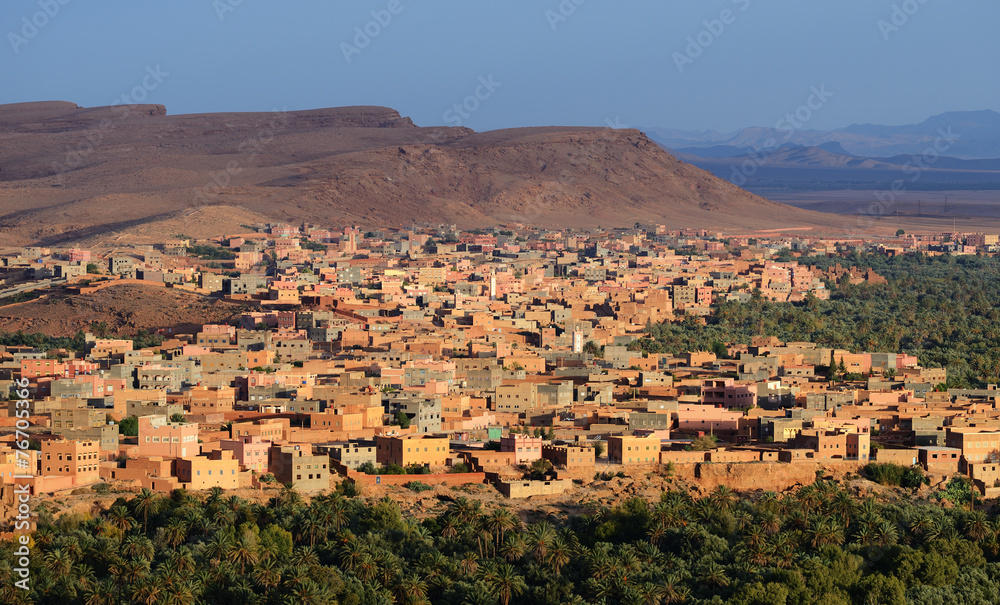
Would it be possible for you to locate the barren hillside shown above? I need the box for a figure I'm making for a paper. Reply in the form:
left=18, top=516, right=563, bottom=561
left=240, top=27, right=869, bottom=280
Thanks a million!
left=0, top=101, right=847, bottom=245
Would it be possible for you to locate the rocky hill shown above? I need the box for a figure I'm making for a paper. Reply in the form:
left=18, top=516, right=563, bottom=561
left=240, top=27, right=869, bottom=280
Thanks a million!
left=0, top=101, right=842, bottom=245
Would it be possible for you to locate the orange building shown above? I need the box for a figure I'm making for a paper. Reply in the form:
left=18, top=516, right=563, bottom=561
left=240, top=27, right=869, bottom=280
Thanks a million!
left=231, top=418, right=289, bottom=441
left=137, top=416, right=200, bottom=458
left=40, top=439, right=100, bottom=485
left=175, top=451, right=240, bottom=489
left=375, top=435, right=450, bottom=467
left=189, top=385, right=236, bottom=414
left=608, top=435, right=660, bottom=465
left=311, top=409, right=364, bottom=433
left=542, top=444, right=595, bottom=470
left=500, top=434, right=543, bottom=464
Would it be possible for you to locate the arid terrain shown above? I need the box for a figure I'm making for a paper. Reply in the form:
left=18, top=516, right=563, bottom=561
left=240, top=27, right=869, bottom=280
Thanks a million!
left=0, top=283, right=246, bottom=337
left=0, top=101, right=864, bottom=246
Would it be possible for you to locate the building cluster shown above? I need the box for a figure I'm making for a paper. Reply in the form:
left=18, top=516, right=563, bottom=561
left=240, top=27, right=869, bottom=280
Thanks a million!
left=1, top=223, right=999, bottom=501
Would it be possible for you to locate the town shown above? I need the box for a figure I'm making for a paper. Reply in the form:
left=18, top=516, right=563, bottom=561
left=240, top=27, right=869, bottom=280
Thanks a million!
left=1, top=221, right=999, bottom=521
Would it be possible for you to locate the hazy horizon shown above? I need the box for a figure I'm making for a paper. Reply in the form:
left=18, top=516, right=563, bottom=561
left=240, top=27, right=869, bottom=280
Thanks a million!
left=3, top=1, right=999, bottom=133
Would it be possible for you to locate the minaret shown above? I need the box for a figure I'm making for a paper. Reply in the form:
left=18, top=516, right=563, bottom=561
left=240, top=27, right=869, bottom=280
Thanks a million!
left=572, top=328, right=583, bottom=354
left=489, top=271, right=497, bottom=300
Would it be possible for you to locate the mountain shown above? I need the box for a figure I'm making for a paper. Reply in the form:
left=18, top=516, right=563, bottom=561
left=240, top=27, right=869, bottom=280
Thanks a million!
left=670, top=143, right=1000, bottom=194
left=0, top=101, right=845, bottom=246
left=647, top=110, right=1000, bottom=159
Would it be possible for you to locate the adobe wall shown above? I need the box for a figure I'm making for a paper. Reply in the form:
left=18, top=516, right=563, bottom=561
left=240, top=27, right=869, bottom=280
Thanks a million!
left=347, top=470, right=487, bottom=487
left=671, top=460, right=864, bottom=492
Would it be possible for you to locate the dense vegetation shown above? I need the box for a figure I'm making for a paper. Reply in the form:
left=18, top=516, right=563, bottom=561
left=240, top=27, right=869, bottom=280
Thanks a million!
left=186, top=245, right=236, bottom=261
left=0, top=328, right=162, bottom=354
left=5, top=481, right=1000, bottom=604
left=636, top=253, right=1000, bottom=387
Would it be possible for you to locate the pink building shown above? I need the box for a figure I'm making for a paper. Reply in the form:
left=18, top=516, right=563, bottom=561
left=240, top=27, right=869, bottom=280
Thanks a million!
left=702, top=378, right=757, bottom=408
left=219, top=435, right=271, bottom=472
left=138, top=416, right=199, bottom=459
left=499, top=434, right=543, bottom=464
left=676, top=404, right=743, bottom=433
left=69, top=248, right=91, bottom=263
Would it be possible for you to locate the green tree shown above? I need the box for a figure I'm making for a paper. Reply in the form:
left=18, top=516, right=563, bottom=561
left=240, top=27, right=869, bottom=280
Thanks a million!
left=394, top=411, right=411, bottom=429
left=117, top=416, right=139, bottom=437
left=593, top=441, right=606, bottom=458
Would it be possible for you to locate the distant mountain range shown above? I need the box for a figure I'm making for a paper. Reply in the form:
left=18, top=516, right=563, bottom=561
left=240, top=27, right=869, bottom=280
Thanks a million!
left=646, top=110, right=1000, bottom=160
left=645, top=111, right=1000, bottom=195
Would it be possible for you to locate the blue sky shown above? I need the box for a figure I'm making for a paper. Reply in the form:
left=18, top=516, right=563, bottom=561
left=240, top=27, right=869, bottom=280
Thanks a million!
left=2, top=0, right=998, bottom=133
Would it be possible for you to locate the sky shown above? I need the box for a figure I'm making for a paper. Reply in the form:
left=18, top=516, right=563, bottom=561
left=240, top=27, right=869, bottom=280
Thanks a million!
left=2, top=0, right=998, bottom=134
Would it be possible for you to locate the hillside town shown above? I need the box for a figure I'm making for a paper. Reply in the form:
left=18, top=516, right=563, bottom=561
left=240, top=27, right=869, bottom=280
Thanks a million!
left=2, top=222, right=1000, bottom=520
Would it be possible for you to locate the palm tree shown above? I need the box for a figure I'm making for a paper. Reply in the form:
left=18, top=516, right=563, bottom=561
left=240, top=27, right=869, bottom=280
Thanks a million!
left=908, top=514, right=935, bottom=541
left=709, top=485, right=736, bottom=512
left=354, top=553, right=379, bottom=583
left=203, top=530, right=235, bottom=563
left=500, top=533, right=527, bottom=562
left=647, top=522, right=668, bottom=547
left=874, top=519, right=899, bottom=547
left=394, top=572, right=429, bottom=605
left=122, top=535, right=155, bottom=562
left=636, top=582, right=666, bottom=605
left=805, top=518, right=844, bottom=549
left=339, top=539, right=365, bottom=571
left=133, top=488, right=161, bottom=534
left=43, top=548, right=74, bottom=576
left=546, top=536, right=573, bottom=576
left=966, top=510, right=991, bottom=542
left=527, top=521, right=556, bottom=563
left=107, top=505, right=135, bottom=533
left=439, top=515, right=460, bottom=540
left=661, top=572, right=689, bottom=604
left=228, top=531, right=259, bottom=573
left=83, top=578, right=117, bottom=605
left=297, top=511, right=325, bottom=547
left=487, top=563, right=527, bottom=605
left=327, top=496, right=350, bottom=532
left=458, top=552, right=479, bottom=576
left=830, top=490, right=855, bottom=527
left=699, top=561, right=729, bottom=588
left=252, top=557, right=282, bottom=591
left=205, top=486, right=224, bottom=507
left=131, top=576, right=166, bottom=605
left=484, top=508, right=519, bottom=555
left=759, top=511, right=781, bottom=535
left=162, top=517, right=189, bottom=547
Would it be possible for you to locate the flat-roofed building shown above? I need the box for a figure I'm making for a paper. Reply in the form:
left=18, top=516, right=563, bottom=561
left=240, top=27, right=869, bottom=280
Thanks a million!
left=608, top=435, right=660, bottom=465
left=375, top=435, right=450, bottom=467
left=40, top=439, right=100, bottom=485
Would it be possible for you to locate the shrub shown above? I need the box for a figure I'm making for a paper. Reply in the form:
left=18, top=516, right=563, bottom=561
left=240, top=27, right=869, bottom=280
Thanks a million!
left=405, top=481, right=433, bottom=493
left=449, top=462, right=471, bottom=474
left=863, top=462, right=924, bottom=488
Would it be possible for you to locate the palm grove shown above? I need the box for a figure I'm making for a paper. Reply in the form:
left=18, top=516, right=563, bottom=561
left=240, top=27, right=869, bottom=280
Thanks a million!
left=4, top=477, right=1000, bottom=604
